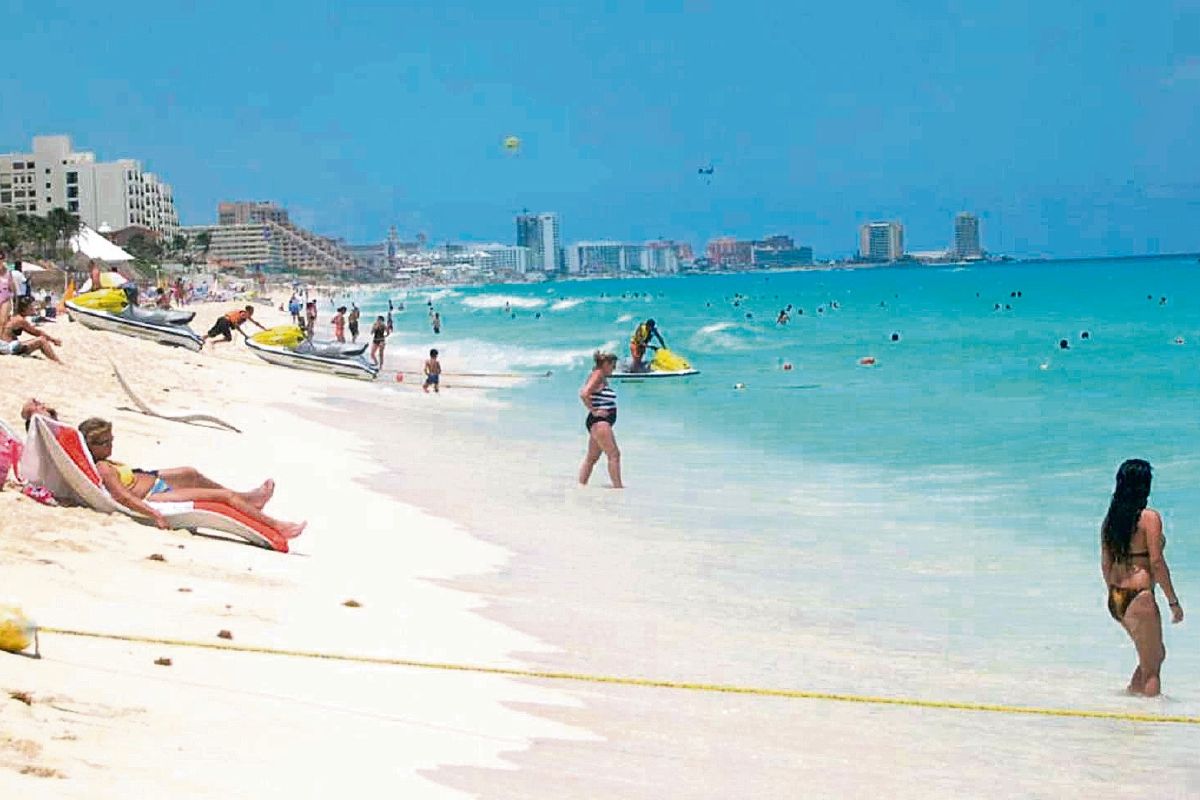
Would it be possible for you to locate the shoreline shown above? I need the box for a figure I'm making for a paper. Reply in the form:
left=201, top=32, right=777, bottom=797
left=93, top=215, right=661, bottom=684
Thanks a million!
left=0, top=300, right=592, bottom=796
left=289, top=383, right=1200, bottom=800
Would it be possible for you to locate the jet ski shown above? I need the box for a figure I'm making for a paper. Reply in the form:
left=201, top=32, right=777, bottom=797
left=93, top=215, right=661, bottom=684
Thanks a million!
left=611, top=347, right=699, bottom=379
left=66, top=289, right=204, bottom=351
left=246, top=326, right=379, bottom=381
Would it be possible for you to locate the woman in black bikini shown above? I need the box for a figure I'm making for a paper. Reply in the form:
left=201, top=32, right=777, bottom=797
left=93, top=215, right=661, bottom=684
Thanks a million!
left=1101, top=459, right=1183, bottom=696
left=578, top=351, right=623, bottom=488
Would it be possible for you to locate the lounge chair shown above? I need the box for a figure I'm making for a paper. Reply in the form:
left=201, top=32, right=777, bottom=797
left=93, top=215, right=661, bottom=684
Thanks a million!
left=19, top=415, right=288, bottom=552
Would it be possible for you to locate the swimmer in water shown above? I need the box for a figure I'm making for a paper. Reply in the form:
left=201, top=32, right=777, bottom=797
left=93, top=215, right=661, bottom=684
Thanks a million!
left=890, top=333, right=900, bottom=342
left=1081, top=331, right=1091, bottom=340
left=1060, top=339, right=1070, bottom=350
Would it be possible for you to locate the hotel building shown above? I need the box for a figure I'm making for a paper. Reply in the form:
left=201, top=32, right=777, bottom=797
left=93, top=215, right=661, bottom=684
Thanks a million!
left=0, top=135, right=179, bottom=238
left=954, top=212, right=982, bottom=259
left=858, top=221, right=904, bottom=262
left=516, top=212, right=562, bottom=272
left=183, top=201, right=356, bottom=274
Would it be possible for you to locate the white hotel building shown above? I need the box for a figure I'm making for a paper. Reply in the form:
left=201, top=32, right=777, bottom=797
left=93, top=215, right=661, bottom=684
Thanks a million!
left=0, top=135, right=179, bottom=238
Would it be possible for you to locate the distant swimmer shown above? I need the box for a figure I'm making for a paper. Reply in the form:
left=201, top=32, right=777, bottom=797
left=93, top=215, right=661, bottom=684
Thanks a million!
left=1005, top=304, right=1011, bottom=310
left=890, top=333, right=900, bottom=342
left=1059, top=339, right=1070, bottom=349
left=1175, top=337, right=1185, bottom=345
left=1017, top=291, right=1022, bottom=297
left=1100, top=459, right=1183, bottom=696
left=1081, top=331, right=1091, bottom=340
left=776, top=310, right=790, bottom=325
left=629, top=318, right=666, bottom=372
left=1161, top=297, right=1168, bottom=305
left=432, top=312, right=441, bottom=335
left=995, top=304, right=1002, bottom=311
left=858, top=356, right=877, bottom=366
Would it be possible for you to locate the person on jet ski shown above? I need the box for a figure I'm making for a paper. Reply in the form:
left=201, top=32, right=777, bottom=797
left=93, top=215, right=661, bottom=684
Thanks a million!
left=629, top=318, right=666, bottom=372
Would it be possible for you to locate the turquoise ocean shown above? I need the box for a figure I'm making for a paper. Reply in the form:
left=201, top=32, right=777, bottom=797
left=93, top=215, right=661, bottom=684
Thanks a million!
left=330, top=257, right=1200, bottom=790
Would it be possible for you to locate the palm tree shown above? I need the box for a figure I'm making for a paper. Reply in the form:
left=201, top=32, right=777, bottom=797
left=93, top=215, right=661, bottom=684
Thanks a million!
left=194, top=230, right=212, bottom=259
left=15, top=214, right=55, bottom=259
left=0, top=210, right=20, bottom=253
left=46, top=207, right=82, bottom=261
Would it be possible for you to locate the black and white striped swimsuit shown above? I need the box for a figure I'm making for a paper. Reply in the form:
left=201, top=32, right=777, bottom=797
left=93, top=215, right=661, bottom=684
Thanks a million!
left=586, top=381, right=617, bottom=430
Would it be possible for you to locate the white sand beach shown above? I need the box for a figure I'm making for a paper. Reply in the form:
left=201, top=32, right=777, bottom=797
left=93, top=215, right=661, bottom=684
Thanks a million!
left=0, top=301, right=594, bottom=797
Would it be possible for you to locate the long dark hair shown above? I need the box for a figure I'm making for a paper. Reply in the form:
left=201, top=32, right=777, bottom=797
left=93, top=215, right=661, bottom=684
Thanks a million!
left=1102, top=459, right=1152, bottom=561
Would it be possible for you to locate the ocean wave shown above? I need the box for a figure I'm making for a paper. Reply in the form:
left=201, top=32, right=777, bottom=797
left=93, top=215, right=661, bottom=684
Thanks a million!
left=615, top=313, right=634, bottom=324
left=422, top=289, right=460, bottom=303
left=461, top=294, right=547, bottom=310
left=550, top=299, right=585, bottom=311
left=699, top=322, right=737, bottom=334
left=690, top=322, right=765, bottom=353
left=383, top=337, right=602, bottom=372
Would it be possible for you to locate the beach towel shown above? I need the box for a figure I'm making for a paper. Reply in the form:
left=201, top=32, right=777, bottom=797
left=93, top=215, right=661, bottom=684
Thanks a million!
left=19, top=416, right=288, bottom=552
left=0, top=418, right=20, bottom=486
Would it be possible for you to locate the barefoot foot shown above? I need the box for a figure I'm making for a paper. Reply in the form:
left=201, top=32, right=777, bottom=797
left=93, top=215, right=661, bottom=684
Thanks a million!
left=280, top=521, right=307, bottom=539
left=245, top=479, right=275, bottom=509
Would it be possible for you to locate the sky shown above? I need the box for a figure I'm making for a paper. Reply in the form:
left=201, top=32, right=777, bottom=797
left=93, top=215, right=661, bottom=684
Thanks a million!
left=3, top=0, right=1199, bottom=258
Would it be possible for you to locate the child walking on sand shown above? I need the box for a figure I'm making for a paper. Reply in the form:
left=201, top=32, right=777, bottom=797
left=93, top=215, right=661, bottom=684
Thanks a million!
left=423, top=349, right=441, bottom=393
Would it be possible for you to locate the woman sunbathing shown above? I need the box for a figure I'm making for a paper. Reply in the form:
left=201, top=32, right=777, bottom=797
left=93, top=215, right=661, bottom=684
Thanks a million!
left=78, top=418, right=306, bottom=539
left=1, top=296, right=62, bottom=362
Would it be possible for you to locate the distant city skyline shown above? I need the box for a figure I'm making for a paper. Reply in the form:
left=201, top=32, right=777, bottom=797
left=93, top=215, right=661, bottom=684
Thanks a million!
left=3, top=3, right=1198, bottom=259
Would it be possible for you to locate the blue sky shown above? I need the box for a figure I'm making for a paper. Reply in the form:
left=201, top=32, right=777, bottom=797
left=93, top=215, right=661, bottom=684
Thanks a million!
left=4, top=1, right=1199, bottom=257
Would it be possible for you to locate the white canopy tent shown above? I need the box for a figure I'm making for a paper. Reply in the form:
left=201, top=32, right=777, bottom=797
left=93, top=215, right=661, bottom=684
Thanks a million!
left=69, top=225, right=134, bottom=263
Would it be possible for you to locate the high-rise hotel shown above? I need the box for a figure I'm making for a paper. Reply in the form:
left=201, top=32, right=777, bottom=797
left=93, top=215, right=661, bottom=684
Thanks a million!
left=0, top=135, right=179, bottom=238
left=516, top=212, right=562, bottom=272
left=954, top=212, right=982, bottom=259
left=858, top=221, right=904, bottom=262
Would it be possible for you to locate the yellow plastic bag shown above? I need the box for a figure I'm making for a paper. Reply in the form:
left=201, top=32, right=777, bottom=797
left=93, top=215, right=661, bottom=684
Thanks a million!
left=0, top=605, right=35, bottom=653
left=251, top=325, right=305, bottom=348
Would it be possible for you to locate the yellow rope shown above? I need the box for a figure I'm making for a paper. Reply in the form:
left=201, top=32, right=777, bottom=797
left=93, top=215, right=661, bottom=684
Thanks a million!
left=39, top=626, right=1200, bottom=726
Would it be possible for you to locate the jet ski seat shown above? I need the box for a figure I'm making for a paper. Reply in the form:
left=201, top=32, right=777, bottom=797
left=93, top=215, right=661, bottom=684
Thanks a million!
left=297, top=341, right=369, bottom=358
left=122, top=306, right=197, bottom=326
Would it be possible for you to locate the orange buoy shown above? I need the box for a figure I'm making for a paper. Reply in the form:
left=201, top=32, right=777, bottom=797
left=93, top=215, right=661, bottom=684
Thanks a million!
left=858, top=357, right=876, bottom=366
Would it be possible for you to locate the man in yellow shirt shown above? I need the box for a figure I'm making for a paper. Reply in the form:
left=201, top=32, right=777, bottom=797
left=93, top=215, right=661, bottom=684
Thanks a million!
left=629, top=318, right=666, bottom=372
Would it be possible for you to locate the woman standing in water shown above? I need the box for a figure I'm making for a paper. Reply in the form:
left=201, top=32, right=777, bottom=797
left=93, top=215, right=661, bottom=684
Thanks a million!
left=1101, top=459, right=1184, bottom=696
left=578, top=351, right=623, bottom=489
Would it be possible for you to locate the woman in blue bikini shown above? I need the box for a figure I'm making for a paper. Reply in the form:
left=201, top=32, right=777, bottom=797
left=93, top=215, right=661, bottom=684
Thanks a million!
left=78, top=418, right=306, bottom=538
